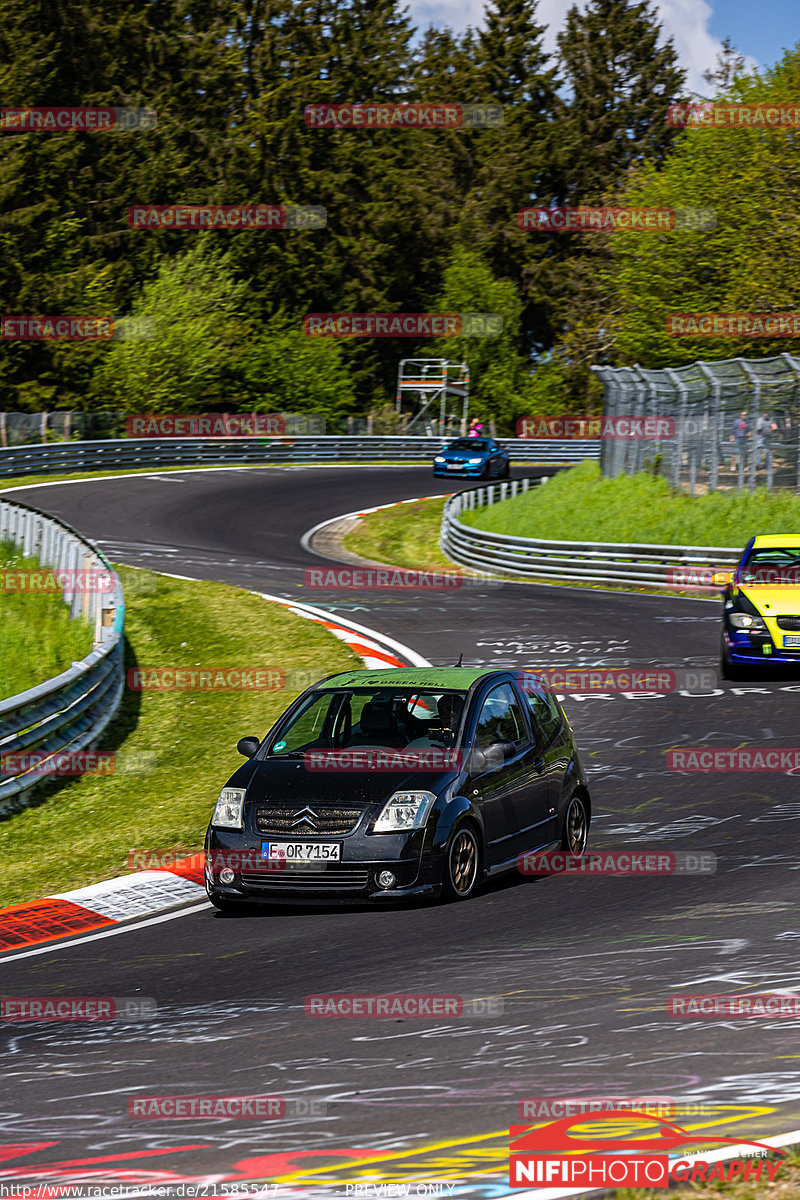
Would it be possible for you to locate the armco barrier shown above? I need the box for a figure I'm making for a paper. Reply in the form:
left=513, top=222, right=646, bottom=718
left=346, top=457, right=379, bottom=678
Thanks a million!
left=441, top=478, right=740, bottom=587
left=0, top=500, right=124, bottom=811
left=0, top=435, right=599, bottom=478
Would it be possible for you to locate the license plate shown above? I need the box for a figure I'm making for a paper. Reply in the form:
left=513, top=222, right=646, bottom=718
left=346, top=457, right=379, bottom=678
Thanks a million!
left=447, top=463, right=463, bottom=469
left=262, top=841, right=341, bottom=862
left=783, top=635, right=800, bottom=647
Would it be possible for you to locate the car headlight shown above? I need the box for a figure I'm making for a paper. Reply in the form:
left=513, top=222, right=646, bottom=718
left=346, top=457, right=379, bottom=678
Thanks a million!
left=434, top=456, right=445, bottom=463
left=212, top=787, right=245, bottom=829
left=374, top=791, right=435, bottom=832
left=729, top=613, right=767, bottom=631
left=468, top=457, right=483, bottom=464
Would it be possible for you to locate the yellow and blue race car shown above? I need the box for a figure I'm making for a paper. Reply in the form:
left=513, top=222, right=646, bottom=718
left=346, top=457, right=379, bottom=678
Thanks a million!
left=721, top=534, right=800, bottom=678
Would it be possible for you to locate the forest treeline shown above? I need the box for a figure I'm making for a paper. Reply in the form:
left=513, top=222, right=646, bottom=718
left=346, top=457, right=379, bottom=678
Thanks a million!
left=0, top=0, right=796, bottom=431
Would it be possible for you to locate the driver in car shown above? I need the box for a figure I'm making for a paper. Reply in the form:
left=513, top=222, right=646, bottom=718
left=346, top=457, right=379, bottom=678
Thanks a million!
left=434, top=694, right=464, bottom=744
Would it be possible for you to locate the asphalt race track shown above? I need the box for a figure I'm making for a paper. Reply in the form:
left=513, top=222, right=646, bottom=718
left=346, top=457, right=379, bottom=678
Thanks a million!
left=2, top=466, right=800, bottom=1197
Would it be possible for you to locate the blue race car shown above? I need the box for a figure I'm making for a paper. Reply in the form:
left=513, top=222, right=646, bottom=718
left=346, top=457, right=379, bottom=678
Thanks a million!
left=433, top=437, right=510, bottom=479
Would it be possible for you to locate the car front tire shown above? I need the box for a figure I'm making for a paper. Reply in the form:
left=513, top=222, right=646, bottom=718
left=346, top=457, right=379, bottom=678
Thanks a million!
left=720, top=632, right=747, bottom=681
left=208, top=891, right=248, bottom=915
left=442, top=823, right=481, bottom=902
left=561, top=794, right=589, bottom=854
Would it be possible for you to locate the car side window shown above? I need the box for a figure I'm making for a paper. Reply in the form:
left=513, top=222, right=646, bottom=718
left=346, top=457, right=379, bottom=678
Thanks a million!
left=475, top=684, right=529, bottom=750
left=520, top=686, right=563, bottom=747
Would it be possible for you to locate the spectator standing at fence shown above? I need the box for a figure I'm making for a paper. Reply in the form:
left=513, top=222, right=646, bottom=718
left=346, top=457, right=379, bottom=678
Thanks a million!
left=756, top=411, right=778, bottom=467
left=468, top=419, right=484, bottom=437
left=730, top=410, right=749, bottom=470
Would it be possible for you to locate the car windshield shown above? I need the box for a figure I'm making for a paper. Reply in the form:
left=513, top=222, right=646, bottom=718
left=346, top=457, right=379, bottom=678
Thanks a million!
left=266, top=688, right=468, bottom=755
left=449, top=439, right=487, bottom=451
left=741, top=548, right=800, bottom=585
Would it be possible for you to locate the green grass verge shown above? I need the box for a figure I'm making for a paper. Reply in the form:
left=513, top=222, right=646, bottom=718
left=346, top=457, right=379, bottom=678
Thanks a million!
left=0, top=564, right=360, bottom=907
left=340, top=495, right=680, bottom=595
left=461, top=460, right=800, bottom=548
left=0, top=541, right=93, bottom=695
left=343, top=497, right=455, bottom=573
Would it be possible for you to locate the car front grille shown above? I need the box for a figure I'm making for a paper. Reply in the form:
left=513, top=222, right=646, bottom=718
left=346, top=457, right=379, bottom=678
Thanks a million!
left=255, top=806, right=362, bottom=836
left=776, top=616, right=800, bottom=630
left=240, top=864, right=370, bottom=892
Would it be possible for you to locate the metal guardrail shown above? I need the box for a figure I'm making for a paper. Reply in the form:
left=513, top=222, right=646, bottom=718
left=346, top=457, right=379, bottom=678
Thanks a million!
left=441, top=477, right=741, bottom=587
left=0, top=436, right=599, bottom=479
left=0, top=500, right=124, bottom=811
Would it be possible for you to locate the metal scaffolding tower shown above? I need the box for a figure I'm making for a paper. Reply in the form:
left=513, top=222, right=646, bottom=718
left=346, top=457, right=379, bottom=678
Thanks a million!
left=396, top=359, right=469, bottom=435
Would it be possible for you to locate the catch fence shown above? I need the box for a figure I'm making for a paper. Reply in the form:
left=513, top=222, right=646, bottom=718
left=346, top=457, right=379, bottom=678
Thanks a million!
left=592, top=355, right=800, bottom=492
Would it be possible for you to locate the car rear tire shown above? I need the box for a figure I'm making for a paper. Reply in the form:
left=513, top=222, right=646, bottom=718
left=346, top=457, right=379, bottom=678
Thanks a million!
left=442, top=823, right=481, bottom=902
left=561, top=794, right=589, bottom=854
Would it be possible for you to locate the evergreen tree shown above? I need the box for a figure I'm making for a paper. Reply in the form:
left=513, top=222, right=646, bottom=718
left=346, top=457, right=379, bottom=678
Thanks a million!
left=0, top=0, right=239, bottom=408
left=224, top=0, right=422, bottom=404
left=533, top=0, right=688, bottom=407
left=555, top=0, right=686, bottom=203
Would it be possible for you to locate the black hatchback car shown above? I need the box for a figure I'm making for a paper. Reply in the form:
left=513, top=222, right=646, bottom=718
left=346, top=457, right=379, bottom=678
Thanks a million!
left=205, top=667, right=590, bottom=910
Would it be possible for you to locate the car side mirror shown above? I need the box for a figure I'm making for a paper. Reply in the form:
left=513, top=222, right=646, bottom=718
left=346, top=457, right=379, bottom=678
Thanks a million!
left=492, top=740, right=516, bottom=761
left=468, top=741, right=515, bottom=774
left=237, top=736, right=260, bottom=758
left=468, top=747, right=487, bottom=774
